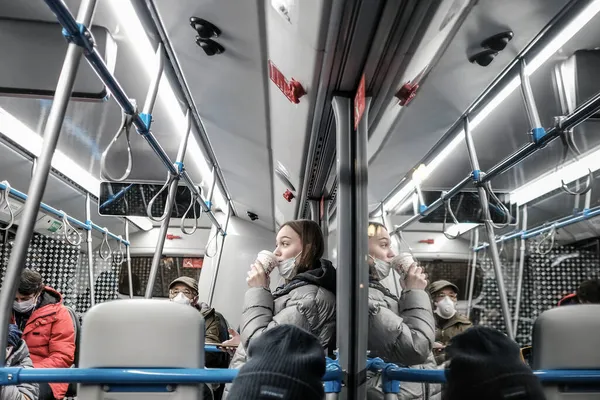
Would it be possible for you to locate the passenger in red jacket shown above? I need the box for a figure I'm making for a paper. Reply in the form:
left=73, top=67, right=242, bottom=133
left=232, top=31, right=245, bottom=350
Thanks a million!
left=12, top=268, right=75, bottom=400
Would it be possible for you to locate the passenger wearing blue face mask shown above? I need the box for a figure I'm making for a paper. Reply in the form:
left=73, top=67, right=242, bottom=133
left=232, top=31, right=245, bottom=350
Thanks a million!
left=223, top=220, right=336, bottom=400
left=366, top=222, right=441, bottom=400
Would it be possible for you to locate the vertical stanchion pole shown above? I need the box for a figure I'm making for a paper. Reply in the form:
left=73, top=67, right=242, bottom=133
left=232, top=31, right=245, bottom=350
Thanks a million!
left=463, top=116, right=514, bottom=338
left=142, top=43, right=164, bottom=115
left=519, top=59, right=542, bottom=131
left=125, top=220, right=133, bottom=298
left=466, top=228, right=479, bottom=319
left=321, top=199, right=330, bottom=258
left=207, top=203, right=231, bottom=306
left=513, top=205, right=527, bottom=337
left=383, top=211, right=402, bottom=298
left=207, top=167, right=216, bottom=208
left=145, top=112, right=192, bottom=298
left=309, top=200, right=320, bottom=224
left=86, top=193, right=96, bottom=307
left=0, top=0, right=98, bottom=357
left=332, top=95, right=370, bottom=399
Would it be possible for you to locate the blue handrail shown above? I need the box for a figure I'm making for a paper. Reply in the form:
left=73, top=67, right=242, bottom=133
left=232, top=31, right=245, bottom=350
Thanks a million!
left=0, top=182, right=129, bottom=246
left=0, top=364, right=344, bottom=386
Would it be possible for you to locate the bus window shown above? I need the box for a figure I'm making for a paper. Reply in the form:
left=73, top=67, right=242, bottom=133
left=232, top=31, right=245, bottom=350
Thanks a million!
left=118, top=256, right=203, bottom=297
left=419, top=259, right=483, bottom=301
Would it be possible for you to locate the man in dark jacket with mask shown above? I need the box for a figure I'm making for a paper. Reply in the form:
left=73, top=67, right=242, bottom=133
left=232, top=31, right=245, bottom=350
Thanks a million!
left=427, top=280, right=472, bottom=365
left=169, top=276, right=230, bottom=399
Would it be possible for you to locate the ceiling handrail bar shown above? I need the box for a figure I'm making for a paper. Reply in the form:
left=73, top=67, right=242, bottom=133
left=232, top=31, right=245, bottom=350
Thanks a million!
left=43, top=0, right=224, bottom=235
left=474, top=205, right=600, bottom=252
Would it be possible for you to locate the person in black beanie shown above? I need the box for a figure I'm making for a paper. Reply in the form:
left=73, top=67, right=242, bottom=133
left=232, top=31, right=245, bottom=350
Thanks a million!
left=443, top=326, right=546, bottom=400
left=227, top=324, right=325, bottom=400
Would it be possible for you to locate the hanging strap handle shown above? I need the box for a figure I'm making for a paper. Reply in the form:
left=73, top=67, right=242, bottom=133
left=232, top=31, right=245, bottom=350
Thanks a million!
left=0, top=181, right=15, bottom=231
left=180, top=191, right=203, bottom=235
left=99, top=228, right=113, bottom=261
left=59, top=210, right=82, bottom=246
left=100, top=107, right=135, bottom=182
left=114, top=236, right=125, bottom=264
left=146, top=174, right=175, bottom=222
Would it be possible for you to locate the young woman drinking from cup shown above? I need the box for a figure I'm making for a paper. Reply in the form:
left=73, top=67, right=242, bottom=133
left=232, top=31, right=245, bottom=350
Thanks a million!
left=222, top=219, right=336, bottom=399
left=366, top=222, right=440, bottom=400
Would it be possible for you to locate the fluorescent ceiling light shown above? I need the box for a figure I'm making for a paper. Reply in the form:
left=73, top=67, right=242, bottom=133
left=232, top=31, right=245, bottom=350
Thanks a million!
left=444, top=222, right=479, bottom=238
left=0, top=106, right=153, bottom=231
left=383, top=1, right=600, bottom=211
left=107, top=0, right=227, bottom=212
left=510, top=147, right=600, bottom=205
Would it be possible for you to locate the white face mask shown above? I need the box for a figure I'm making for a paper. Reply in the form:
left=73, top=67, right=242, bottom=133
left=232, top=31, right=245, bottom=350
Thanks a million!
left=13, top=297, right=37, bottom=313
left=435, top=296, right=456, bottom=319
left=369, top=255, right=391, bottom=281
left=278, top=252, right=301, bottom=280
left=171, top=293, right=191, bottom=306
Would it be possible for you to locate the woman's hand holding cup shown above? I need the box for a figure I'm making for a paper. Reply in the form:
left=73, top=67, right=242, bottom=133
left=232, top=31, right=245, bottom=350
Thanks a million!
left=247, top=263, right=270, bottom=289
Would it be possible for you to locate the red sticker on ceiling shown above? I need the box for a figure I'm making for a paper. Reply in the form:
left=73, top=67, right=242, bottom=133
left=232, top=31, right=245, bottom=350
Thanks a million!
left=268, top=60, right=306, bottom=104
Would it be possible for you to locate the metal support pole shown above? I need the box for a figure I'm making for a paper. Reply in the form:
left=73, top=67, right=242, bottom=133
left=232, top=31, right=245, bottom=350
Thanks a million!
left=321, top=199, right=330, bottom=258
left=332, top=96, right=370, bottom=399
left=145, top=112, right=192, bottom=298
left=85, top=193, right=96, bottom=307
left=309, top=200, right=320, bottom=224
left=0, top=0, right=97, bottom=358
left=207, top=167, right=216, bottom=207
left=142, top=43, right=164, bottom=115
left=466, top=228, right=479, bottom=319
left=207, top=204, right=231, bottom=306
left=513, top=205, right=527, bottom=337
left=519, top=59, right=542, bottom=130
left=383, top=211, right=402, bottom=298
left=463, top=116, right=514, bottom=338
left=125, top=220, right=133, bottom=298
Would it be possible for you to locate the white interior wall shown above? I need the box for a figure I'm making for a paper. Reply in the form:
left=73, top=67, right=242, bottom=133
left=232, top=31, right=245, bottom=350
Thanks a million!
left=127, top=227, right=211, bottom=257
left=198, top=214, right=276, bottom=329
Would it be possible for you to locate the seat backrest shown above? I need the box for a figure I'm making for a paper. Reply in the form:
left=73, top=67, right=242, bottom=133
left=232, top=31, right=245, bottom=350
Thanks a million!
left=77, top=299, right=205, bottom=400
left=532, top=304, right=600, bottom=400
left=64, top=305, right=81, bottom=366
left=64, top=305, right=81, bottom=398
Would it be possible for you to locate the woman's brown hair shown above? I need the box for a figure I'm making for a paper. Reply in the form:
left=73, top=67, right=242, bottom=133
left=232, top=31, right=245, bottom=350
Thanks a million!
left=279, top=219, right=325, bottom=273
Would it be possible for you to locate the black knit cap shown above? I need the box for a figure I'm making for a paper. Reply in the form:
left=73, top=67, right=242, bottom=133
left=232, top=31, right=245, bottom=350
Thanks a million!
left=444, top=326, right=546, bottom=400
left=227, top=324, right=325, bottom=400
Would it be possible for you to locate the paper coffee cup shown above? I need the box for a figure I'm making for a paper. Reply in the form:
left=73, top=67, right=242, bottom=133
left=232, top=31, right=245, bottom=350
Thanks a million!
left=390, top=253, right=415, bottom=277
left=256, top=250, right=278, bottom=275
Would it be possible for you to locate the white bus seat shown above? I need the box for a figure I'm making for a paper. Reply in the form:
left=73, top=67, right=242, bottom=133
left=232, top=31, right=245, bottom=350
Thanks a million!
left=532, top=304, right=600, bottom=400
left=77, top=299, right=205, bottom=400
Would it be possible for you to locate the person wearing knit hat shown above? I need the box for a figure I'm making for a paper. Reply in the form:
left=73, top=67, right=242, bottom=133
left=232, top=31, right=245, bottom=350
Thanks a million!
left=427, top=280, right=472, bottom=364
left=443, top=326, right=546, bottom=400
left=227, top=324, right=325, bottom=399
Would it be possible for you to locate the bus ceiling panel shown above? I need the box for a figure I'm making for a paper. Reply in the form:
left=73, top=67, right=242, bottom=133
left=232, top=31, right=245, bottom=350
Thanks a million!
left=367, top=0, right=570, bottom=203
left=199, top=117, right=274, bottom=229
left=422, top=17, right=600, bottom=195
left=267, top=0, right=333, bottom=224
left=152, top=0, right=276, bottom=228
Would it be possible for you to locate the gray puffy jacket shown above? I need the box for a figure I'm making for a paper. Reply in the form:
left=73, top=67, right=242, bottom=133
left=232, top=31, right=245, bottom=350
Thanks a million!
left=367, top=282, right=441, bottom=400
left=223, top=259, right=337, bottom=399
left=2, top=340, right=39, bottom=400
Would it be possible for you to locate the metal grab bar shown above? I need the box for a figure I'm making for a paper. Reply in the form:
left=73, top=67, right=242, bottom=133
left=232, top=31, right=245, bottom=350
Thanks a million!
left=474, top=204, right=600, bottom=251
left=0, top=364, right=597, bottom=391
left=0, top=181, right=130, bottom=246
left=0, top=364, right=344, bottom=386
left=43, top=0, right=224, bottom=235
